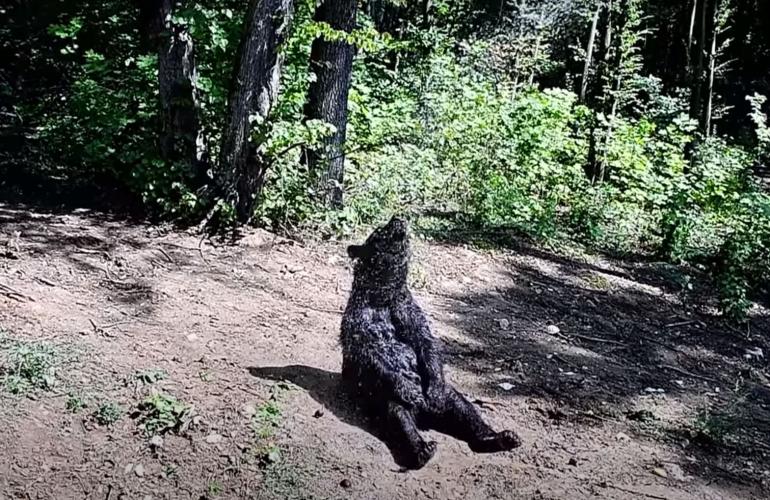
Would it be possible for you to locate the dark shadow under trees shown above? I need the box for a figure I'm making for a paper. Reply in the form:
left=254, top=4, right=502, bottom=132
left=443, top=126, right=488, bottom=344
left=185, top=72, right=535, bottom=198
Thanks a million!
left=438, top=248, right=769, bottom=488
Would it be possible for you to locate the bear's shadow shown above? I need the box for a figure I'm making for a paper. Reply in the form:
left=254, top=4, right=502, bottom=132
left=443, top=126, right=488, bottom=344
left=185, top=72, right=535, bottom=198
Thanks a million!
left=247, top=364, right=415, bottom=470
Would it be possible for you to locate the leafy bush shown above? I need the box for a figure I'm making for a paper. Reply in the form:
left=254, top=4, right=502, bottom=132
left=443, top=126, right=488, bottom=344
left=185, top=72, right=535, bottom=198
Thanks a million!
left=1, top=340, right=58, bottom=394
left=7, top=3, right=770, bottom=320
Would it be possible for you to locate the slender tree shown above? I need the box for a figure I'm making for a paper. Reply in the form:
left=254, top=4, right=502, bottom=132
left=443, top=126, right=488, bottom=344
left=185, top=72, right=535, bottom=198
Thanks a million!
left=137, top=0, right=205, bottom=184
left=690, top=0, right=710, bottom=126
left=215, top=0, right=294, bottom=223
left=580, top=2, right=602, bottom=103
left=303, top=0, right=358, bottom=208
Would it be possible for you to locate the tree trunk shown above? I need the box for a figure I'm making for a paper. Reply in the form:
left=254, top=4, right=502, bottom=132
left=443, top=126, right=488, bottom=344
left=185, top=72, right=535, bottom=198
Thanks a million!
left=704, top=0, right=720, bottom=137
left=586, top=1, right=613, bottom=182
left=367, top=0, right=401, bottom=35
left=580, top=3, right=602, bottom=103
left=691, top=0, right=708, bottom=124
left=216, top=0, right=294, bottom=223
left=303, top=0, right=357, bottom=209
left=528, top=32, right=542, bottom=86
left=137, top=0, right=205, bottom=185
left=687, top=0, right=698, bottom=64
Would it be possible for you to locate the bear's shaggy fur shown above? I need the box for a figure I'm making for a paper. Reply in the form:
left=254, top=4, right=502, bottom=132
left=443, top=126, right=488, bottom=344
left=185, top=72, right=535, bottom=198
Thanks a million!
left=340, top=216, right=521, bottom=469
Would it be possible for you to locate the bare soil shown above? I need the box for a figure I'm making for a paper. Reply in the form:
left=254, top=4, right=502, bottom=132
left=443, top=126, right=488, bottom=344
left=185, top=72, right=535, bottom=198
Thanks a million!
left=1, top=203, right=769, bottom=500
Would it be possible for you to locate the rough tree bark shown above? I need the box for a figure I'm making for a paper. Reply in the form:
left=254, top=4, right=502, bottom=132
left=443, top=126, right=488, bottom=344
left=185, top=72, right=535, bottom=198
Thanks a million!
left=303, top=0, right=357, bottom=209
left=137, top=0, right=205, bottom=184
left=216, top=0, right=294, bottom=223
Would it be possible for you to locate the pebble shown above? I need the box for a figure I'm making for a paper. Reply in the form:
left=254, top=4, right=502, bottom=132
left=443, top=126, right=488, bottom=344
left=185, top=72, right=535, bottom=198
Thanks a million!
left=205, top=433, right=223, bottom=444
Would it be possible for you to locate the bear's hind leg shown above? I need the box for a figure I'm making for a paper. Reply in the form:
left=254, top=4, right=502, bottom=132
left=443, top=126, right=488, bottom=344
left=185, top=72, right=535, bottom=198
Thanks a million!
left=386, top=401, right=437, bottom=470
left=431, top=388, right=522, bottom=453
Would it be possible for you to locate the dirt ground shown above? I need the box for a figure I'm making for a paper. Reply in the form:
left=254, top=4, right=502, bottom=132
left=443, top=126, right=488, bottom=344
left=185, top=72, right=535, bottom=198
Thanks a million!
left=1, top=202, right=769, bottom=500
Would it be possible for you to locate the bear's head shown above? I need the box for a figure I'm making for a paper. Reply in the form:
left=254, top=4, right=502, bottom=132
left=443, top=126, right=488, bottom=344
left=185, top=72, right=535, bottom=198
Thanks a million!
left=347, top=216, right=410, bottom=294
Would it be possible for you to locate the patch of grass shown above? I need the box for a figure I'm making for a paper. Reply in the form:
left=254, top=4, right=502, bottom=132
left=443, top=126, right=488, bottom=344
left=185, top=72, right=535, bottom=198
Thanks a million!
left=133, top=368, right=168, bottom=385
left=0, top=335, right=59, bottom=395
left=65, top=393, right=88, bottom=413
left=207, top=480, right=222, bottom=497
left=253, top=399, right=282, bottom=440
left=92, top=401, right=123, bottom=426
left=584, top=273, right=611, bottom=290
left=134, top=391, right=194, bottom=436
left=690, top=407, right=732, bottom=447
left=261, top=452, right=311, bottom=500
left=249, top=384, right=287, bottom=467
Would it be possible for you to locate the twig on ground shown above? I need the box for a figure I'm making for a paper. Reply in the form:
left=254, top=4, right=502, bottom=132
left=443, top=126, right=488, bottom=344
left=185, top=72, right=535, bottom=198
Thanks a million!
left=0, top=291, right=24, bottom=302
left=35, top=276, right=57, bottom=287
left=0, top=281, right=34, bottom=301
left=551, top=352, right=578, bottom=368
left=198, top=234, right=210, bottom=267
left=579, top=411, right=614, bottom=422
left=155, top=247, right=174, bottom=265
left=658, top=364, right=720, bottom=384
left=665, top=320, right=697, bottom=328
left=473, top=398, right=503, bottom=411
left=71, top=248, right=101, bottom=255
left=254, top=263, right=272, bottom=274
left=566, top=332, right=626, bottom=346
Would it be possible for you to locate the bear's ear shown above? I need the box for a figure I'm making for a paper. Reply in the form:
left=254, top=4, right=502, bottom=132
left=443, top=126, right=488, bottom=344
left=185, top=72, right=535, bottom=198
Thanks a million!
left=347, top=244, right=370, bottom=260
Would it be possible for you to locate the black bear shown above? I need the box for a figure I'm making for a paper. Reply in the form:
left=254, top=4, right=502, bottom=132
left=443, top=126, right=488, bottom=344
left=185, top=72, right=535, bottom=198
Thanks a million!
left=341, top=216, right=521, bottom=469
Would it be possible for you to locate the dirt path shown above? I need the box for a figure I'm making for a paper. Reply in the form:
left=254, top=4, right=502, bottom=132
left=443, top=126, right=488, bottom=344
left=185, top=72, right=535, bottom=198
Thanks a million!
left=1, top=203, right=768, bottom=500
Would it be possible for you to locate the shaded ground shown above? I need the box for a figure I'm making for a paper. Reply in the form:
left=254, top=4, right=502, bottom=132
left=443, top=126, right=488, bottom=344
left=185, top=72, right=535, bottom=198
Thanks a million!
left=0, top=202, right=768, bottom=499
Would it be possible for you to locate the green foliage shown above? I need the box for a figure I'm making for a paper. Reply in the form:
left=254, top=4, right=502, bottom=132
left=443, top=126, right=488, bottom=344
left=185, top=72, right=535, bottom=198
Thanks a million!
left=691, top=407, right=731, bottom=446
left=92, top=401, right=123, bottom=426
left=0, top=336, right=59, bottom=395
left=4, top=0, right=770, bottom=320
left=248, top=384, right=287, bottom=467
left=65, top=393, right=89, bottom=413
left=207, top=480, right=223, bottom=497
left=134, top=368, right=168, bottom=385
left=135, top=392, right=194, bottom=436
